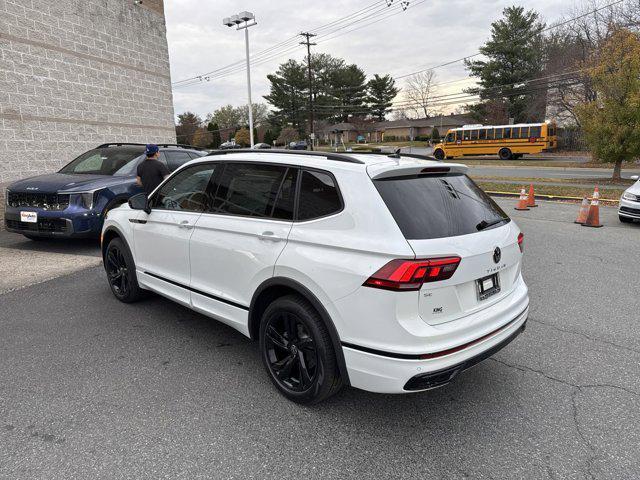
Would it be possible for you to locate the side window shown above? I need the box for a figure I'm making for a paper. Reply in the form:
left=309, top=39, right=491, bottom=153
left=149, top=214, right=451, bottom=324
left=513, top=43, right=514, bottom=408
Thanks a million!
left=504, top=128, right=511, bottom=139
left=470, top=130, right=479, bottom=141
left=495, top=128, right=504, bottom=140
left=486, top=128, right=494, bottom=140
left=210, top=163, right=293, bottom=219
left=462, top=130, right=471, bottom=141
left=446, top=132, right=454, bottom=143
left=151, top=164, right=216, bottom=212
left=479, top=129, right=487, bottom=140
left=530, top=126, right=541, bottom=138
left=297, top=170, right=342, bottom=221
left=512, top=127, right=521, bottom=139
left=165, top=151, right=193, bottom=171
left=188, top=152, right=204, bottom=160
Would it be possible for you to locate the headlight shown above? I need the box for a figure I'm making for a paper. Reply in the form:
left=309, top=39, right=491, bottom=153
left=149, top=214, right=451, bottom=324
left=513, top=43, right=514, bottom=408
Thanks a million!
left=622, top=192, right=637, bottom=202
left=71, top=192, right=95, bottom=210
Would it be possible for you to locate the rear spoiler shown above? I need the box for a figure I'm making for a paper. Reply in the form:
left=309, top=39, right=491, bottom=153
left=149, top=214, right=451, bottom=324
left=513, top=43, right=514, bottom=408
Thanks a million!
left=367, top=162, right=468, bottom=180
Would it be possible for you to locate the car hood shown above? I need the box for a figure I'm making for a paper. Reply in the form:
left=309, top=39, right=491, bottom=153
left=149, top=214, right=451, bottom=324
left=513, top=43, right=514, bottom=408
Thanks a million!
left=8, top=173, right=135, bottom=194
left=625, top=181, right=640, bottom=196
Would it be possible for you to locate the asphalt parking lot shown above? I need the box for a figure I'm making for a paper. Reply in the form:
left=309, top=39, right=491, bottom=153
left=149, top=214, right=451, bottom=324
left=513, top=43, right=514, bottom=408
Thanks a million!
left=0, top=199, right=638, bottom=479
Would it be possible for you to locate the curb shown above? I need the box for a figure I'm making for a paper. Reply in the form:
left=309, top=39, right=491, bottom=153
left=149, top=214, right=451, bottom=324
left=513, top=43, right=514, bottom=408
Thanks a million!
left=486, top=190, right=619, bottom=205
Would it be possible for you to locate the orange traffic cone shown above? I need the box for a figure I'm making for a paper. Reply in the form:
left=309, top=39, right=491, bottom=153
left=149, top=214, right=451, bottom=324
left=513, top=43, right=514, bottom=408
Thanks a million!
left=526, top=183, right=538, bottom=207
left=582, top=186, right=603, bottom=228
left=574, top=196, right=590, bottom=224
left=515, top=186, right=530, bottom=211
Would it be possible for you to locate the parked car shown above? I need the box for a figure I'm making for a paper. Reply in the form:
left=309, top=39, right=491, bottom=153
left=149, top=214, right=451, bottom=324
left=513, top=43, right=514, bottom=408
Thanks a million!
left=619, top=174, right=640, bottom=223
left=4, top=143, right=206, bottom=239
left=102, top=150, right=528, bottom=404
left=219, top=141, right=242, bottom=150
left=253, top=143, right=272, bottom=149
left=288, top=140, right=308, bottom=150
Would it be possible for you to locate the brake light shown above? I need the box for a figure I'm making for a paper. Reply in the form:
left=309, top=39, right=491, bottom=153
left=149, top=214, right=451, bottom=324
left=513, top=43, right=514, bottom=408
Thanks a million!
left=517, top=232, right=524, bottom=253
left=364, top=257, right=461, bottom=291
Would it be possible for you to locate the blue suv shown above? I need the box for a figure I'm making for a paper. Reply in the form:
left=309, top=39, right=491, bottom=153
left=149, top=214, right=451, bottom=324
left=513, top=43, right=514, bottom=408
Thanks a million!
left=4, top=143, right=206, bottom=239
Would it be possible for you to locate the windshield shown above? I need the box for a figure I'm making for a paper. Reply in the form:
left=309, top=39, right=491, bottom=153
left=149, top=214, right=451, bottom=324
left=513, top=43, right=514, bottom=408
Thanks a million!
left=59, top=147, right=145, bottom=175
left=374, top=173, right=510, bottom=240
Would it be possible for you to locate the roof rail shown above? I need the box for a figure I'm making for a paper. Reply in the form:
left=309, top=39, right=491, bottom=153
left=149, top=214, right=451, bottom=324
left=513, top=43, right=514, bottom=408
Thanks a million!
left=204, top=148, right=365, bottom=164
left=95, top=142, right=203, bottom=150
left=348, top=151, right=437, bottom=162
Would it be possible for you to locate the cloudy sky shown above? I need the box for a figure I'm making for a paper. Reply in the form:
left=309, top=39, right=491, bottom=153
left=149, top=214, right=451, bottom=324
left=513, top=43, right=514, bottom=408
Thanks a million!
left=165, top=0, right=567, bottom=120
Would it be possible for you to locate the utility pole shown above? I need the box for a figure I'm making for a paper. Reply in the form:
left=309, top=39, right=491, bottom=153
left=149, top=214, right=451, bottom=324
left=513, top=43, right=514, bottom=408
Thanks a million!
left=300, top=32, right=316, bottom=151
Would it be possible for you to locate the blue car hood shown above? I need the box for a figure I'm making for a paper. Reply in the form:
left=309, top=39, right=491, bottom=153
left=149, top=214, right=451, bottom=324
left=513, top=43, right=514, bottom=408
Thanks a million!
left=8, top=173, right=135, bottom=194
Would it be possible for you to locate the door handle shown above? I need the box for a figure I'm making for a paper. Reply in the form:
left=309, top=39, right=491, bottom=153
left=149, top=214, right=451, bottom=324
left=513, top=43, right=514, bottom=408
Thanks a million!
left=178, top=220, right=194, bottom=230
left=258, top=231, right=281, bottom=242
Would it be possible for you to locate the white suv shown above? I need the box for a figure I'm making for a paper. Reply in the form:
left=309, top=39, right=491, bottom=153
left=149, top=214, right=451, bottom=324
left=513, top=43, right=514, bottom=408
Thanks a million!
left=101, top=150, right=528, bottom=404
left=619, top=174, right=640, bottom=223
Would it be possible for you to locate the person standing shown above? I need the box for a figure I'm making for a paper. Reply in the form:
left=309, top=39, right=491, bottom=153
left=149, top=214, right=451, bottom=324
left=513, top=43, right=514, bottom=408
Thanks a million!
left=136, top=144, right=169, bottom=195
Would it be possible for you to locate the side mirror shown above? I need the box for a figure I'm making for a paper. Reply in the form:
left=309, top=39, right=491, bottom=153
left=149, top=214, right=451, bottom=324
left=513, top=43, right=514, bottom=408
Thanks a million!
left=129, top=193, right=151, bottom=214
left=631, top=175, right=639, bottom=181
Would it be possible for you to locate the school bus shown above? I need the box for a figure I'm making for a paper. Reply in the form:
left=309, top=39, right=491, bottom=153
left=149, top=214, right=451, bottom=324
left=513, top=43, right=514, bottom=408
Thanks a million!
left=433, top=122, right=557, bottom=160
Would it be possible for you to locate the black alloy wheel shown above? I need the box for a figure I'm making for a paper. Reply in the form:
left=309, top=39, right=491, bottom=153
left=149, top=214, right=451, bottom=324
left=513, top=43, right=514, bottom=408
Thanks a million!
left=259, top=295, right=342, bottom=404
left=264, top=312, right=318, bottom=392
left=105, top=237, right=143, bottom=303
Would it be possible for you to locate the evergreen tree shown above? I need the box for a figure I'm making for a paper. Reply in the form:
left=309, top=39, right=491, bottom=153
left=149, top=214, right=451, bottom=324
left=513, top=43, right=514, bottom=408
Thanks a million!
left=207, top=122, right=221, bottom=149
left=465, top=6, right=546, bottom=123
left=366, top=74, right=399, bottom=121
left=431, top=127, right=440, bottom=142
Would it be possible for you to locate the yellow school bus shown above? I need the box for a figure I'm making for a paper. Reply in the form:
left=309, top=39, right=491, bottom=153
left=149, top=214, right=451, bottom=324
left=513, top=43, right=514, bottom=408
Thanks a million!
left=433, top=122, right=557, bottom=160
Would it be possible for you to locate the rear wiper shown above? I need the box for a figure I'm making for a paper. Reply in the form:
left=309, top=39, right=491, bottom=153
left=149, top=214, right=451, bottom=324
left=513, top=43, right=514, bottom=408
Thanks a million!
left=476, top=218, right=507, bottom=231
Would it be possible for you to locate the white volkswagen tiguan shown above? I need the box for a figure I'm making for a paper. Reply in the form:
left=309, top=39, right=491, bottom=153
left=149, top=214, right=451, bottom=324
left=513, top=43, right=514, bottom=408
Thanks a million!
left=101, top=150, right=528, bottom=404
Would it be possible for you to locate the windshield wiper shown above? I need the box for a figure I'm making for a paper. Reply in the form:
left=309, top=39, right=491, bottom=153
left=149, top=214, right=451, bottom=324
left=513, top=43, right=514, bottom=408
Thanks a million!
left=476, top=218, right=507, bottom=231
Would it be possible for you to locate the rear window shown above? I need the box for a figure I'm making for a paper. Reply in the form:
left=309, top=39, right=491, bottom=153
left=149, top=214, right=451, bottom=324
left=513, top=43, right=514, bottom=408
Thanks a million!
left=374, top=174, right=509, bottom=240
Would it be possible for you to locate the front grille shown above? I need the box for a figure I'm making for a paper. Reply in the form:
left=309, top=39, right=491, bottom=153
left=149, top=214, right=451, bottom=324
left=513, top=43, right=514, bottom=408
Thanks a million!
left=5, top=218, right=69, bottom=233
left=620, top=206, right=640, bottom=215
left=7, top=192, right=69, bottom=211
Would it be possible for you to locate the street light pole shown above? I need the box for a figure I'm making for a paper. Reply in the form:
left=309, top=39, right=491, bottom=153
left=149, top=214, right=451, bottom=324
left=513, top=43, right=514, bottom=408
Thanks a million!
left=244, top=26, right=254, bottom=147
left=223, top=12, right=257, bottom=148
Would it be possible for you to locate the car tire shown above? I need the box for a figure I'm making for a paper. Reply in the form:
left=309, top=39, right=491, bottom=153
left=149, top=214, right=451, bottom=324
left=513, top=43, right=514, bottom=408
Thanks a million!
left=619, top=215, right=633, bottom=223
left=433, top=149, right=445, bottom=160
left=104, top=237, right=143, bottom=303
left=259, top=295, right=342, bottom=404
left=499, top=148, right=513, bottom=160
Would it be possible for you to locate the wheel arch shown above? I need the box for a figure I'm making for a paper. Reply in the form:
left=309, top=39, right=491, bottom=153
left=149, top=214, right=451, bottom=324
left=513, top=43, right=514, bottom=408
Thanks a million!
left=249, top=277, right=350, bottom=386
left=101, top=225, right=132, bottom=263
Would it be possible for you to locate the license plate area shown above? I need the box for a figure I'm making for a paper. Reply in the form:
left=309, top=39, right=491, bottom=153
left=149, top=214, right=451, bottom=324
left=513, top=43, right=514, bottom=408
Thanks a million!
left=20, top=211, right=38, bottom=223
left=477, top=273, right=500, bottom=301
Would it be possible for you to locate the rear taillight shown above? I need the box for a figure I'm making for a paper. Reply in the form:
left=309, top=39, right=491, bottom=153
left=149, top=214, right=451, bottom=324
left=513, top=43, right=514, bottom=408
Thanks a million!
left=363, top=257, right=461, bottom=291
left=517, top=232, right=524, bottom=253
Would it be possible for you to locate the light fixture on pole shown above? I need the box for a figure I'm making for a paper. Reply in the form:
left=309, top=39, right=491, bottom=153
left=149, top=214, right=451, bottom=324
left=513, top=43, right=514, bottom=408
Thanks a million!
left=223, top=11, right=257, bottom=148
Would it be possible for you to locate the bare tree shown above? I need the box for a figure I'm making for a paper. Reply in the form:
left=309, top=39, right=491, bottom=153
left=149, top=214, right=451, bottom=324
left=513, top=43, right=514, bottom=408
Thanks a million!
left=545, top=0, right=640, bottom=126
left=403, top=70, right=438, bottom=118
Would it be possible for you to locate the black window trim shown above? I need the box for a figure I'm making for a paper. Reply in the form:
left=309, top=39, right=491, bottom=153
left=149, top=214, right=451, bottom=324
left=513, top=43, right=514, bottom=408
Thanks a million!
left=294, top=167, right=345, bottom=223
left=190, top=160, right=344, bottom=223
left=148, top=161, right=218, bottom=213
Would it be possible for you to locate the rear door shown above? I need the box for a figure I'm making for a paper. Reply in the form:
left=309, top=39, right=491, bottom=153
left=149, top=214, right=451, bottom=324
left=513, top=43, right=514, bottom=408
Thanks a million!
left=188, top=162, right=297, bottom=332
left=133, top=163, right=217, bottom=305
left=373, top=173, right=522, bottom=325
left=165, top=150, right=194, bottom=172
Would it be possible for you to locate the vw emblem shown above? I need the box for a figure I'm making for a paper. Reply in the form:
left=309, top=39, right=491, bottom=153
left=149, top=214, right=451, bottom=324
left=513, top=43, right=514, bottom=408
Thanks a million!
left=493, top=247, right=502, bottom=264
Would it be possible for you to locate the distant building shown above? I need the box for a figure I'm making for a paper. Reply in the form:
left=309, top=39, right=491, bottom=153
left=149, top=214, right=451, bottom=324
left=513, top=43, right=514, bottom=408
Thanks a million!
left=0, top=0, right=175, bottom=198
left=374, top=114, right=475, bottom=141
left=320, top=114, right=476, bottom=144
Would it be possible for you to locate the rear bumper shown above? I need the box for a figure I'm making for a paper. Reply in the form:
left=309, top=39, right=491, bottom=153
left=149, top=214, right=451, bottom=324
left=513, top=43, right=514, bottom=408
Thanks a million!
left=342, top=305, right=528, bottom=394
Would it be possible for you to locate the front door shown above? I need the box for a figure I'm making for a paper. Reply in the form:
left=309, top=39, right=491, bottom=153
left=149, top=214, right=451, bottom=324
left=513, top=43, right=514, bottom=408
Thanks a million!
left=133, top=163, right=217, bottom=305
left=189, top=162, right=297, bottom=334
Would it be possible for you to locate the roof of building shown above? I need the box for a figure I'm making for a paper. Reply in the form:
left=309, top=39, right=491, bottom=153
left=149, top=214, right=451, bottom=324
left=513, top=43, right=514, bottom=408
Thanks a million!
left=374, top=114, right=475, bottom=131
